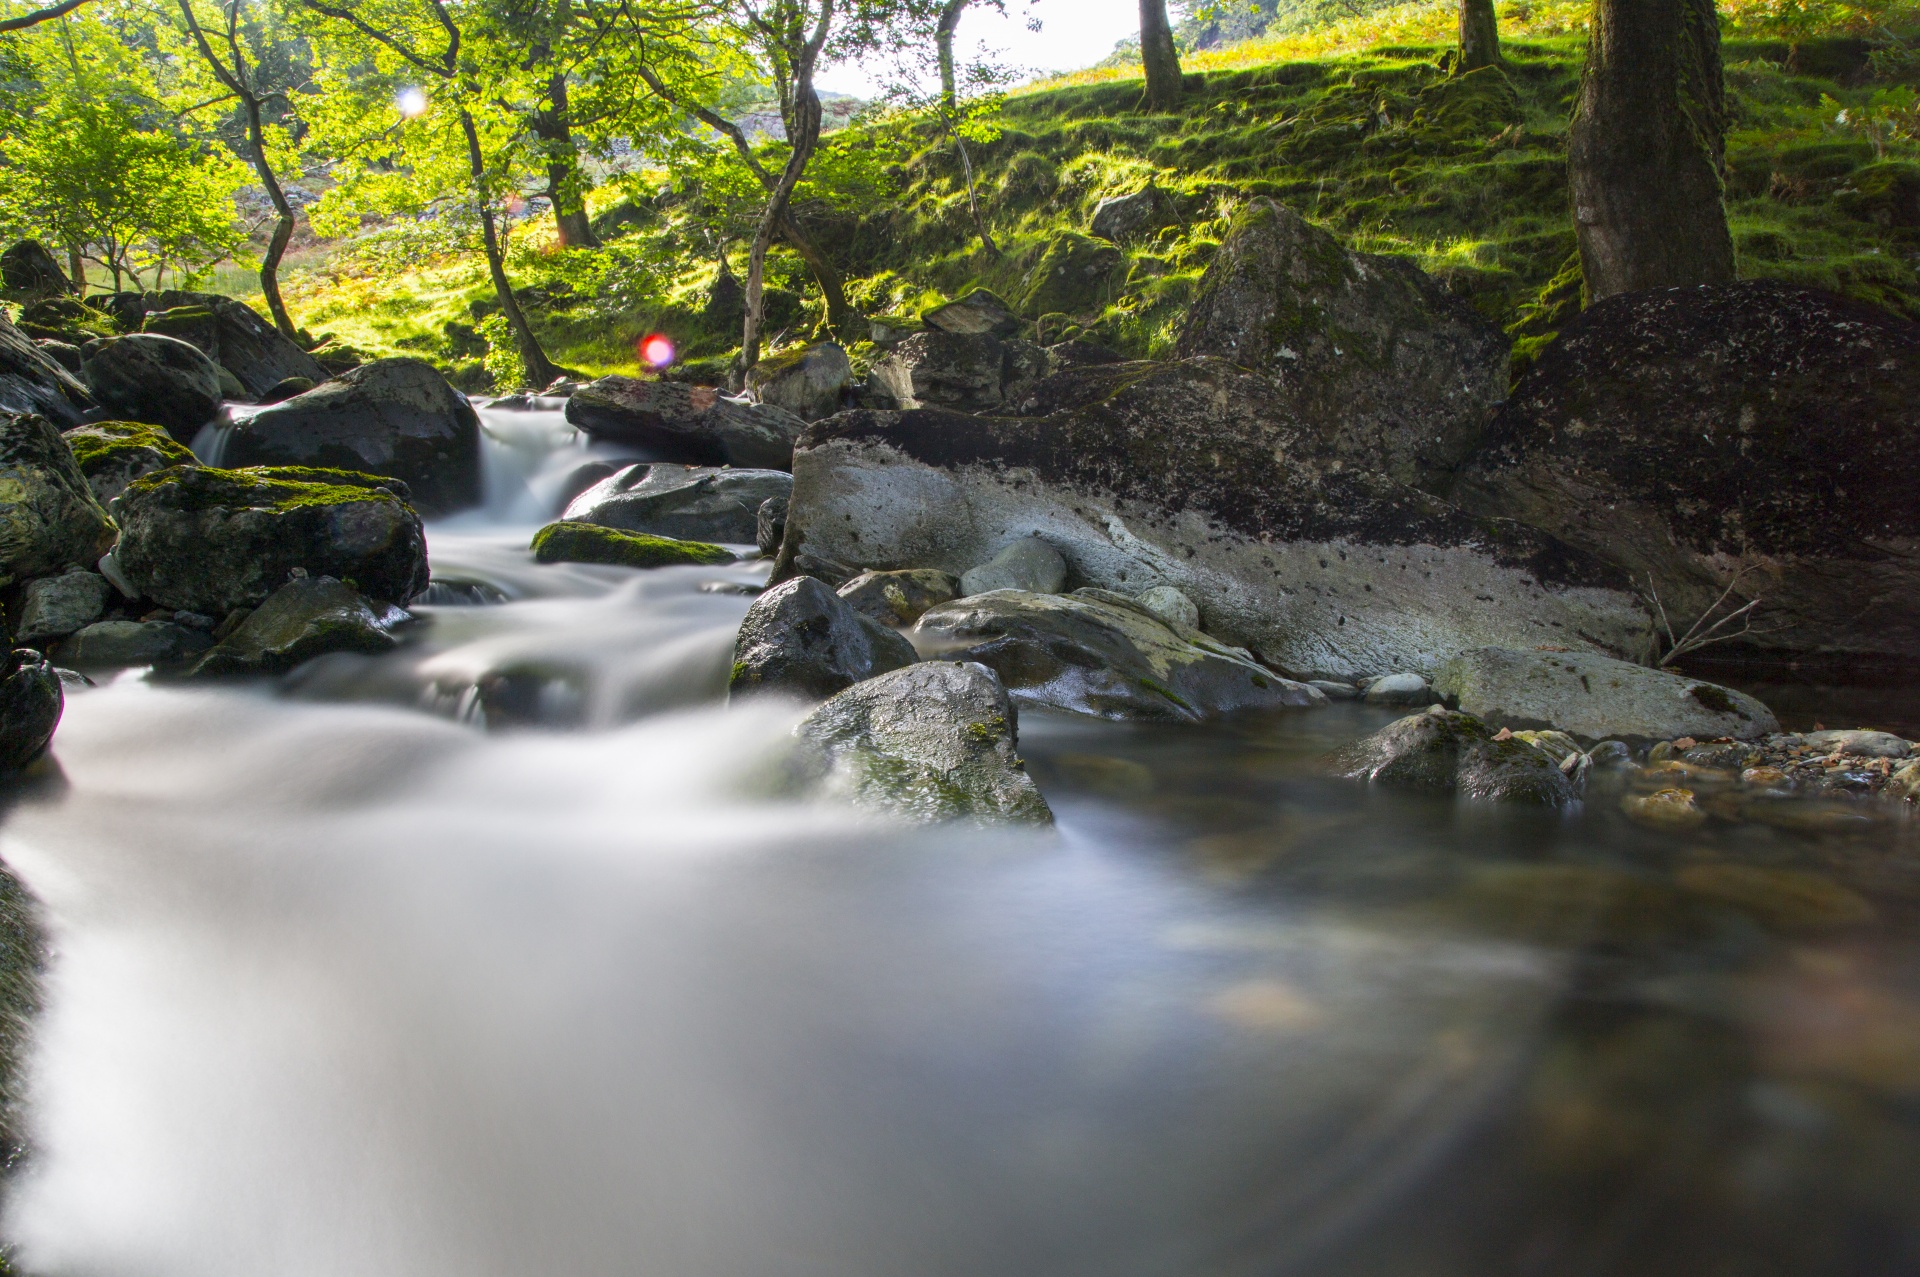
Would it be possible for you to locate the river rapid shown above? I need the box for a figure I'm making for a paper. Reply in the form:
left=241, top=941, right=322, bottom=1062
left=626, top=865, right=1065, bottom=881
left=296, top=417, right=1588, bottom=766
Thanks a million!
left=2, top=402, right=1918, bottom=1276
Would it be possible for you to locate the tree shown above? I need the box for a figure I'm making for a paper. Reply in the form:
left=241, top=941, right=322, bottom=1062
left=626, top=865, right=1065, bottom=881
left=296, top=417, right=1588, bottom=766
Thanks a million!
left=891, top=0, right=1020, bottom=257
left=1139, top=0, right=1181, bottom=110
left=0, top=0, right=93, bottom=33
left=1567, top=0, right=1735, bottom=299
left=1458, top=0, right=1501, bottom=70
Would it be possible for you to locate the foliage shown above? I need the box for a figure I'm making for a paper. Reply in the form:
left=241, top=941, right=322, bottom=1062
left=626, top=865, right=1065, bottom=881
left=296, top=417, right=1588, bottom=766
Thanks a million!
left=1822, top=84, right=1920, bottom=156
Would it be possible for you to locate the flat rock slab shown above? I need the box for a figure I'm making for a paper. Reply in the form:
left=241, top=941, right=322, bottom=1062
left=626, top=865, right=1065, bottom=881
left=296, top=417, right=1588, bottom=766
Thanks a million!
left=563, top=464, right=792, bottom=545
left=1432, top=646, right=1779, bottom=741
left=564, top=376, right=803, bottom=470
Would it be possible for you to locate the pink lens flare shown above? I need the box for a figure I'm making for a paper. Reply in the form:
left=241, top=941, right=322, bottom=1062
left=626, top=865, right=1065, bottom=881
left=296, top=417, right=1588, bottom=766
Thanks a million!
left=639, top=334, right=676, bottom=369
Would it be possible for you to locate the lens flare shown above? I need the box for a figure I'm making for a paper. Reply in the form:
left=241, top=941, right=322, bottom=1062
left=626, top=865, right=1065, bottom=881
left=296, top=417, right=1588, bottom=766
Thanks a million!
left=396, top=87, right=428, bottom=119
left=639, top=334, right=676, bottom=369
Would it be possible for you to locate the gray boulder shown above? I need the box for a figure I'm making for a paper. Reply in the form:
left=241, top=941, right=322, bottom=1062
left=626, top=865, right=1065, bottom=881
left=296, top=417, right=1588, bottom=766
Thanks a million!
left=912, top=588, right=1324, bottom=721
left=0, top=242, right=71, bottom=300
left=1336, top=707, right=1578, bottom=806
left=837, top=569, right=960, bottom=627
left=0, top=648, right=61, bottom=773
left=959, top=535, right=1067, bottom=596
left=82, top=334, right=225, bottom=438
left=745, top=342, right=850, bottom=422
left=56, top=619, right=211, bottom=670
left=113, top=466, right=429, bottom=615
left=0, top=314, right=93, bottom=429
left=1431, top=646, right=1779, bottom=741
left=62, top=420, right=198, bottom=504
left=1365, top=672, right=1435, bottom=707
left=15, top=570, right=111, bottom=645
left=190, top=576, right=408, bottom=677
left=793, top=660, right=1052, bottom=824
left=1174, top=198, right=1509, bottom=488
left=564, top=376, right=803, bottom=469
left=756, top=496, right=788, bottom=555
left=0, top=412, right=117, bottom=586
left=35, top=340, right=80, bottom=375
left=867, top=331, right=1050, bottom=413
left=1134, top=585, right=1199, bottom=631
left=783, top=360, right=1652, bottom=681
left=562, top=463, right=792, bottom=544
left=730, top=575, right=918, bottom=701
left=222, top=358, right=482, bottom=516
left=1800, top=729, right=1910, bottom=758
left=1090, top=188, right=1171, bottom=244
left=922, top=289, right=1022, bottom=337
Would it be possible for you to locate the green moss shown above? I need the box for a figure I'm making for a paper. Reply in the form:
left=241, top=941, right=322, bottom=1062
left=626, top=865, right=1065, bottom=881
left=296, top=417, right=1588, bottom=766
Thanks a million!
left=1138, top=676, right=1195, bottom=712
left=529, top=520, right=737, bottom=569
left=121, top=464, right=404, bottom=515
left=62, top=421, right=196, bottom=471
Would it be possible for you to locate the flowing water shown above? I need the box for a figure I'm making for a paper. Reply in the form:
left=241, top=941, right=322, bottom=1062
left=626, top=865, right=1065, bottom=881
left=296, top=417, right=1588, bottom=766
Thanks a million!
left=3, top=402, right=1919, bottom=1276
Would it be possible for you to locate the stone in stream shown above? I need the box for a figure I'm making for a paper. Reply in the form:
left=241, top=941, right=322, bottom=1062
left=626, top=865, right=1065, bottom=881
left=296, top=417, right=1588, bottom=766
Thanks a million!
left=730, top=576, right=918, bottom=702
left=756, top=496, right=788, bottom=556
left=81, top=334, right=225, bottom=439
left=563, top=376, right=804, bottom=470
left=113, top=465, right=429, bottom=616
left=0, top=313, right=94, bottom=429
left=1364, top=672, right=1435, bottom=707
left=744, top=342, right=851, bottom=422
left=529, top=522, right=735, bottom=570
left=922, top=288, right=1023, bottom=338
left=836, top=569, right=961, bottom=627
left=912, top=588, right=1324, bottom=721
left=14, top=569, right=111, bottom=645
left=0, top=412, right=118, bottom=588
left=1336, top=706, right=1578, bottom=806
left=959, top=535, right=1067, bottom=597
left=190, top=576, right=409, bottom=677
left=62, top=420, right=198, bottom=505
left=793, top=660, right=1052, bottom=825
left=55, top=619, right=212, bottom=671
left=563, top=464, right=792, bottom=545
left=1431, top=647, right=1778, bottom=742
left=1799, top=729, right=1909, bottom=759
left=221, top=358, right=483, bottom=516
left=0, top=648, right=61, bottom=774
left=782, top=359, right=1651, bottom=681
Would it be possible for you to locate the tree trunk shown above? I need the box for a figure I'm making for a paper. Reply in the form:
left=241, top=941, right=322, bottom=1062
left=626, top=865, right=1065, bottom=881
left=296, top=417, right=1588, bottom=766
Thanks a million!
left=737, top=91, right=822, bottom=389
left=65, top=242, right=84, bottom=295
left=534, top=73, right=599, bottom=248
left=936, top=0, right=965, bottom=110
left=1139, top=0, right=1182, bottom=110
left=1459, top=0, right=1502, bottom=70
left=1568, top=0, right=1735, bottom=299
left=242, top=96, right=300, bottom=337
left=461, top=107, right=558, bottom=389
left=776, top=211, right=856, bottom=336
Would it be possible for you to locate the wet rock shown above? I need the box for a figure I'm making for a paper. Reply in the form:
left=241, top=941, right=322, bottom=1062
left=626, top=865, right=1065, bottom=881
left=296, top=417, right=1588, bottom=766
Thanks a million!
left=836, top=568, right=960, bottom=627
left=563, top=376, right=804, bottom=470
left=190, top=576, right=408, bottom=676
left=15, top=569, right=111, bottom=644
left=922, top=289, right=1022, bottom=338
left=1309, top=679, right=1360, bottom=700
left=1512, top=728, right=1584, bottom=764
left=1800, top=729, right=1909, bottom=759
left=1174, top=198, right=1508, bottom=487
left=62, top=420, right=198, bottom=504
left=1588, top=740, right=1633, bottom=767
left=223, top=358, right=483, bottom=516
left=1621, top=788, right=1707, bottom=830
left=1336, top=707, right=1578, bottom=805
left=562, top=464, right=792, bottom=544
left=730, top=575, right=918, bottom=701
left=793, top=660, right=1052, bottom=824
left=756, top=496, right=788, bottom=556
left=745, top=343, right=850, bottom=422
left=56, top=619, right=212, bottom=670
left=0, top=313, right=91, bottom=428
left=959, top=535, right=1067, bottom=596
left=1135, top=584, right=1199, bottom=630
left=1454, top=281, right=1920, bottom=664
left=82, top=334, right=224, bottom=438
left=0, top=412, right=118, bottom=586
left=1676, top=864, right=1875, bottom=932
left=1433, top=646, right=1778, bottom=741
left=529, top=521, right=735, bottom=569
left=1682, top=741, right=1765, bottom=771
left=1090, top=188, right=1172, bottom=244
left=0, top=648, right=60, bottom=773
left=259, top=376, right=315, bottom=405
left=913, top=588, right=1324, bottom=721
left=113, top=466, right=429, bottom=615
left=1364, top=672, right=1434, bottom=707
left=784, top=361, right=1650, bottom=680
left=0, top=242, right=71, bottom=299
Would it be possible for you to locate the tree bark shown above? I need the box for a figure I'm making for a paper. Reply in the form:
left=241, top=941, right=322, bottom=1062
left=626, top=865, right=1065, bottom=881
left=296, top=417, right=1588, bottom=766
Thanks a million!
left=1568, top=0, right=1735, bottom=299
left=461, top=107, right=559, bottom=389
left=65, top=243, right=85, bottom=295
left=936, top=0, right=965, bottom=110
left=736, top=87, right=822, bottom=389
left=1139, top=0, right=1182, bottom=110
left=534, top=73, right=600, bottom=248
left=1459, top=0, right=1502, bottom=70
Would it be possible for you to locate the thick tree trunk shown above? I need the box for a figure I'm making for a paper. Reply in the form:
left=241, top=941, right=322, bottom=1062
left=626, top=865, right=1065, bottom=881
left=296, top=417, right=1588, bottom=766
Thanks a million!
left=534, top=73, right=600, bottom=248
left=737, top=90, right=822, bottom=389
left=775, top=211, right=856, bottom=335
left=1568, top=0, right=1735, bottom=299
left=1139, top=0, right=1182, bottom=110
left=1459, top=0, right=1502, bottom=70
left=936, top=0, right=965, bottom=110
left=461, top=108, right=558, bottom=389
left=242, top=97, right=300, bottom=338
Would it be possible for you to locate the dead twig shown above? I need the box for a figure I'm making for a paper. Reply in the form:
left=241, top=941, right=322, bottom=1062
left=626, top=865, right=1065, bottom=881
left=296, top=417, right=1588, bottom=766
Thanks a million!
left=1639, top=567, right=1787, bottom=667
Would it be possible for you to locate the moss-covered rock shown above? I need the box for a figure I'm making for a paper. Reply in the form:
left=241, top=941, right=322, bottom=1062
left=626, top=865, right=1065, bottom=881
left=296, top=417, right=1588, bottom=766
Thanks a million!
left=0, top=411, right=117, bottom=587
left=529, top=520, right=735, bottom=569
left=1336, top=705, right=1578, bottom=805
left=1017, top=232, right=1126, bottom=318
left=731, top=575, right=918, bottom=701
left=1835, top=161, right=1920, bottom=230
left=62, top=420, right=198, bottom=505
left=190, top=575, right=408, bottom=677
left=1408, top=65, right=1525, bottom=143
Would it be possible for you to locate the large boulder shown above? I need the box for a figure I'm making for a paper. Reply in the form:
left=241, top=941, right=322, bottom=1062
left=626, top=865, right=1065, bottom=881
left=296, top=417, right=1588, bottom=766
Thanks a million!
left=836, top=568, right=960, bottom=627
left=1454, top=281, right=1920, bottom=664
left=793, top=660, right=1052, bottom=824
left=0, top=412, right=117, bottom=587
left=562, top=463, right=791, bottom=544
left=139, top=290, right=326, bottom=399
left=14, top=569, right=111, bottom=645
left=190, top=576, right=408, bottom=677
left=62, top=420, right=198, bottom=505
left=1017, top=232, right=1125, bottom=318
left=222, top=358, right=482, bottom=516
left=0, top=242, right=71, bottom=300
left=1432, top=646, right=1779, bottom=741
left=729, top=575, right=918, bottom=701
left=0, top=649, right=61, bottom=773
left=563, top=376, right=803, bottom=469
left=82, top=334, right=225, bottom=438
left=782, top=359, right=1651, bottom=681
left=744, top=343, right=850, bottom=422
left=1336, top=707, right=1579, bottom=806
left=1174, top=198, right=1509, bottom=488
left=0, top=313, right=92, bottom=428
left=912, top=588, right=1325, bottom=721
left=867, top=331, right=1048, bottom=413
left=922, top=289, right=1022, bottom=337
left=1090, top=188, right=1173, bottom=244
left=112, top=466, right=429, bottom=615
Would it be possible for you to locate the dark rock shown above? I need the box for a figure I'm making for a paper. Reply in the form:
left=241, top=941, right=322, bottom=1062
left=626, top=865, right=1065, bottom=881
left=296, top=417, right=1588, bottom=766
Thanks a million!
left=1174, top=198, right=1509, bottom=487
left=836, top=568, right=960, bottom=626
left=1336, top=707, right=1578, bottom=805
left=756, top=496, right=788, bottom=556
left=1017, top=233, right=1124, bottom=317
left=868, top=331, right=1031, bottom=412
left=729, top=575, right=918, bottom=701
left=1042, top=339, right=1124, bottom=371
left=0, top=412, right=117, bottom=585
left=0, top=648, right=61, bottom=772
left=1432, top=646, right=1779, bottom=741
left=912, top=588, right=1324, bottom=721
left=922, top=289, right=1023, bottom=338
left=562, top=463, right=792, bottom=543
left=793, top=660, right=1052, bottom=824
left=112, top=466, right=429, bottom=615
left=15, top=297, right=115, bottom=345
left=745, top=343, right=850, bottom=422
left=82, top=334, right=224, bottom=438
left=140, top=305, right=219, bottom=357
left=62, top=420, right=198, bottom=504
left=34, top=341, right=80, bottom=375
left=1090, top=188, right=1172, bottom=243
left=55, top=619, right=212, bottom=670
left=563, top=375, right=804, bottom=469
left=146, top=291, right=325, bottom=398
left=15, top=570, right=110, bottom=645
left=1454, top=281, right=1920, bottom=663
left=0, top=313, right=93, bottom=428
left=189, top=575, right=407, bottom=676
left=258, top=376, right=315, bottom=405
left=222, top=358, right=481, bottom=516
left=784, top=359, right=1651, bottom=680
left=704, top=265, right=746, bottom=325
left=0, top=242, right=71, bottom=299
left=529, top=521, right=735, bottom=569
left=868, top=315, right=925, bottom=346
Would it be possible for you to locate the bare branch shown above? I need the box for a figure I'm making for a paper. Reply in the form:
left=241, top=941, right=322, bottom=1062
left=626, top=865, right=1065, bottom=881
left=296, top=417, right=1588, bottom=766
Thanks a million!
left=0, top=0, right=91, bottom=33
